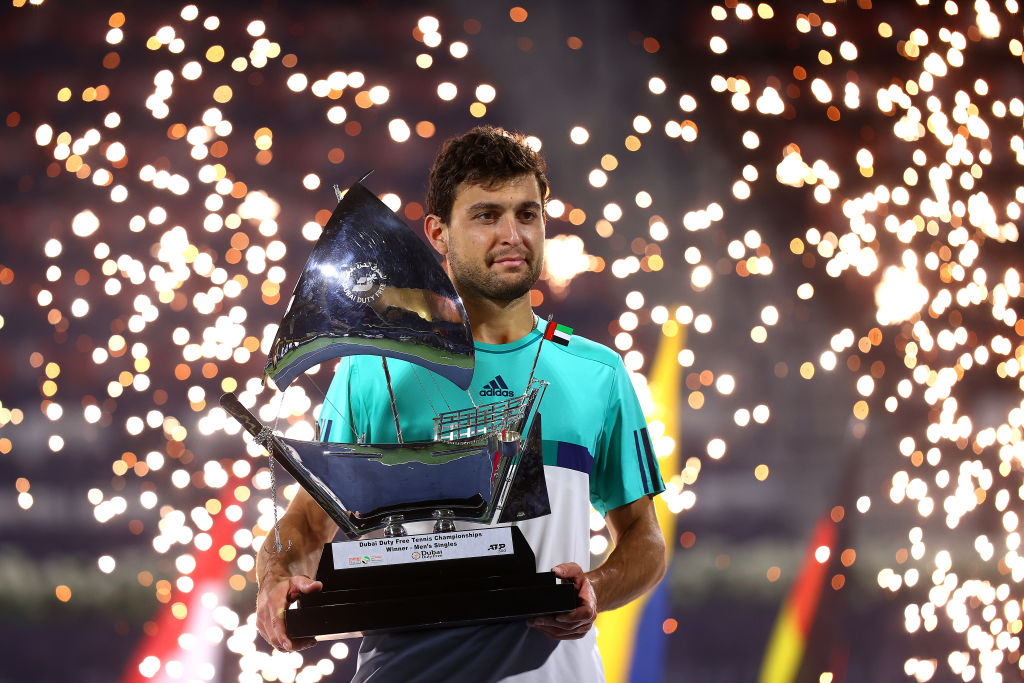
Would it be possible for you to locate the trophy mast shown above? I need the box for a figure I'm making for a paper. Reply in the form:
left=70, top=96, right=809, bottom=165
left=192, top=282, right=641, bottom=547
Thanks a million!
left=380, top=357, right=404, bottom=444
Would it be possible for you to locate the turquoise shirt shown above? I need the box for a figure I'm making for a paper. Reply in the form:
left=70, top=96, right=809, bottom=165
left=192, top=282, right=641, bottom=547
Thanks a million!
left=319, top=314, right=665, bottom=682
left=318, top=315, right=664, bottom=515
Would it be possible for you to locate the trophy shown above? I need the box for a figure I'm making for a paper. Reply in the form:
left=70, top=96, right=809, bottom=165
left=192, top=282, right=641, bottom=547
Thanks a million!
left=220, top=179, right=576, bottom=639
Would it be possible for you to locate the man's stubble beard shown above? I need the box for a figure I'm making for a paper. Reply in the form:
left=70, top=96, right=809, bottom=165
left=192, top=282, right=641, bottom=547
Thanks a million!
left=447, top=248, right=543, bottom=304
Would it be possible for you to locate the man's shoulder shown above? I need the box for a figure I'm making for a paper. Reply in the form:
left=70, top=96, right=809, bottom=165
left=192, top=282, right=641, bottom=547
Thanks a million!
left=543, top=325, right=622, bottom=372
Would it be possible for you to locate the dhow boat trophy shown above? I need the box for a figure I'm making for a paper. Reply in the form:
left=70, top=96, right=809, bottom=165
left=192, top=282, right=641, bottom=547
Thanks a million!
left=220, top=178, right=575, bottom=639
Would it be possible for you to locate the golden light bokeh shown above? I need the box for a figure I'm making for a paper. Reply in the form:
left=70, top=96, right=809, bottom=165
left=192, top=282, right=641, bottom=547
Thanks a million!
left=5, top=1, right=1024, bottom=680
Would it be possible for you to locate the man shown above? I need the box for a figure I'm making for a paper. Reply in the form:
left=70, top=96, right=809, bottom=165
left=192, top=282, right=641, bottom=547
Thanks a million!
left=256, top=126, right=667, bottom=681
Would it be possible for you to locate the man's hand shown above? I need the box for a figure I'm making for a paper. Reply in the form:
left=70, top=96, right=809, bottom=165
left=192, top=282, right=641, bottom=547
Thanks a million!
left=526, top=563, right=597, bottom=640
left=254, top=489, right=338, bottom=652
left=528, top=497, right=665, bottom=643
left=256, top=574, right=323, bottom=651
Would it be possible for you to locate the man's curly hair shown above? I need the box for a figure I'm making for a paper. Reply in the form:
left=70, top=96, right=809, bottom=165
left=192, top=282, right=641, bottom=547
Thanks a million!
left=426, top=126, right=549, bottom=224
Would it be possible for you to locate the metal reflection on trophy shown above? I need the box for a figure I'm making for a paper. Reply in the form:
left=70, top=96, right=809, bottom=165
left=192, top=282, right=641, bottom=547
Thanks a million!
left=220, top=177, right=575, bottom=638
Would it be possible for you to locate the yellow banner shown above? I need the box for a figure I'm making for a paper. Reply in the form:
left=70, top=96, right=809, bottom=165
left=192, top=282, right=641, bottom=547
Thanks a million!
left=597, top=321, right=685, bottom=682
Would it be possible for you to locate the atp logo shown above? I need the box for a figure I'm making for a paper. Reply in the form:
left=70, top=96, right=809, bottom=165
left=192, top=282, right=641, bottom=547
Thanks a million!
left=487, top=543, right=506, bottom=552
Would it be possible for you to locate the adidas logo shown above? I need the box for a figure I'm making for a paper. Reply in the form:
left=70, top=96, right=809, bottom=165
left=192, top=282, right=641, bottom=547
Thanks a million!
left=479, top=375, right=515, bottom=397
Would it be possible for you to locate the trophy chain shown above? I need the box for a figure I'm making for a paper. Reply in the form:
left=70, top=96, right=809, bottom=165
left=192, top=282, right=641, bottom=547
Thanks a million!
left=257, top=423, right=291, bottom=555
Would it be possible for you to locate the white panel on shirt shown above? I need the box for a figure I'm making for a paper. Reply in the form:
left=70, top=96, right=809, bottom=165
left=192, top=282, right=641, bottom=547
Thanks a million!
left=517, top=466, right=593, bottom=573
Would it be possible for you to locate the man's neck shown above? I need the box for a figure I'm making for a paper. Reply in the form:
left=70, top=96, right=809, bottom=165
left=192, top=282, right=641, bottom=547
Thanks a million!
left=461, top=294, right=535, bottom=345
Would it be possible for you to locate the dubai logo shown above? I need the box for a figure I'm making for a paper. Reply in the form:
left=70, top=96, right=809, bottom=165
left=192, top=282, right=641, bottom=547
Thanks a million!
left=341, top=262, right=386, bottom=303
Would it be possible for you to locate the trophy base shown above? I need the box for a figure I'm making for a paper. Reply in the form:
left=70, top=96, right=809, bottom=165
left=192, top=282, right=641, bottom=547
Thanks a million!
left=287, top=571, right=576, bottom=640
left=285, top=527, right=578, bottom=640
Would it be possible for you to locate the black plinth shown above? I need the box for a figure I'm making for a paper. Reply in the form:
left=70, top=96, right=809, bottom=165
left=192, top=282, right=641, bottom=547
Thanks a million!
left=285, top=526, right=578, bottom=640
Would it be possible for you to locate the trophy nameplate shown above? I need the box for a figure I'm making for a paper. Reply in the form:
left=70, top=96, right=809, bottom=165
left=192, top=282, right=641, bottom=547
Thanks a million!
left=286, top=527, right=576, bottom=639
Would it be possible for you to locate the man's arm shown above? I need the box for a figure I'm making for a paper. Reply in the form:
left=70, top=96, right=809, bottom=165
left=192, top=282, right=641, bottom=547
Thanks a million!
left=256, top=488, right=339, bottom=651
left=528, top=495, right=667, bottom=639
left=588, top=494, right=667, bottom=611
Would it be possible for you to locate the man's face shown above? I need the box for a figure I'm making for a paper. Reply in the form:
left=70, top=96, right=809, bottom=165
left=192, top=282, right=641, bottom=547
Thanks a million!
left=442, top=174, right=545, bottom=303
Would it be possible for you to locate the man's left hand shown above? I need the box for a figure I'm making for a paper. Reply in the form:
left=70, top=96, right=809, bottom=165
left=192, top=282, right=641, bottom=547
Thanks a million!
left=526, top=563, right=597, bottom=640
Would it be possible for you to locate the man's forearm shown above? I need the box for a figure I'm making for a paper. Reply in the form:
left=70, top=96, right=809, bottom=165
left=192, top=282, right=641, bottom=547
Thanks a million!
left=586, top=503, right=667, bottom=613
left=256, top=492, right=337, bottom=585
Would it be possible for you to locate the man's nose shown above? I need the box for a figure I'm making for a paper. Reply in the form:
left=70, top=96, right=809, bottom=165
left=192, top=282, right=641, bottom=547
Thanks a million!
left=498, top=214, right=522, bottom=244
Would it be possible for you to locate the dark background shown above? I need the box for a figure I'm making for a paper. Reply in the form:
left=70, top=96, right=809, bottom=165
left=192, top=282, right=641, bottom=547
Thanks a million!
left=2, top=1, right=1021, bottom=681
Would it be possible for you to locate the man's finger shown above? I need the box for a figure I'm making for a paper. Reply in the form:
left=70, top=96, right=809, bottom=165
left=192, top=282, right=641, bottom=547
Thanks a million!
left=552, top=615, right=593, bottom=629
left=285, top=576, right=322, bottom=601
left=290, top=636, right=318, bottom=651
left=264, top=609, right=286, bottom=649
left=528, top=621, right=590, bottom=640
left=293, top=575, right=322, bottom=591
left=552, top=564, right=584, bottom=588
left=256, top=576, right=321, bottom=652
left=553, top=608, right=593, bottom=624
left=270, top=611, right=306, bottom=652
left=548, top=603, right=589, bottom=620
left=529, top=613, right=590, bottom=631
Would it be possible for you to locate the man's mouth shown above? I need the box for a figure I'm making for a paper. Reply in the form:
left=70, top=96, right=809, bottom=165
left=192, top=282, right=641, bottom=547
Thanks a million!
left=492, top=255, right=527, bottom=267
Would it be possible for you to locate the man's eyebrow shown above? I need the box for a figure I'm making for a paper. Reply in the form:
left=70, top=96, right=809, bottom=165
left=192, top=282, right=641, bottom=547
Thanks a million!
left=464, top=200, right=543, bottom=214
left=465, top=201, right=503, bottom=214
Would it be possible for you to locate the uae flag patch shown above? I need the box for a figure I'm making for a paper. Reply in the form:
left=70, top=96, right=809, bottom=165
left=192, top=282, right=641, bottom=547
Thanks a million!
left=543, top=320, right=573, bottom=346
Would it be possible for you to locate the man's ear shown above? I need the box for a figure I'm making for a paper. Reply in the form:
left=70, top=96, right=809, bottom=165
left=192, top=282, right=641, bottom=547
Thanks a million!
left=424, top=214, right=448, bottom=256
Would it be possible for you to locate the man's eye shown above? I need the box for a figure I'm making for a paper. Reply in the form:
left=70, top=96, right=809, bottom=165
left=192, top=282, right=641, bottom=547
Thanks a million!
left=519, top=211, right=536, bottom=221
left=476, top=212, right=496, bottom=221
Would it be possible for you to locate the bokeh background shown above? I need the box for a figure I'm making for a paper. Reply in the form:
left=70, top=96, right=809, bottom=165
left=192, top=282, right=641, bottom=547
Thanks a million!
left=2, top=1, right=1023, bottom=681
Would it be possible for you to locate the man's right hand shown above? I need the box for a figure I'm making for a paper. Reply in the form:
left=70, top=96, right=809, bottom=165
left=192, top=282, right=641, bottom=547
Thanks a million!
left=256, top=574, right=323, bottom=651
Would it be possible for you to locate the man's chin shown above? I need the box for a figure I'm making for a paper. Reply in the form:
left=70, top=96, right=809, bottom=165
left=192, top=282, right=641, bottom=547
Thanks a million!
left=449, top=262, right=540, bottom=302
left=480, top=274, right=537, bottom=302
left=488, top=260, right=529, bottom=271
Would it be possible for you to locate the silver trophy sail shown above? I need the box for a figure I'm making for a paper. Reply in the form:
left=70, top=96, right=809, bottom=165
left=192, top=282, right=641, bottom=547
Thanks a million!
left=264, top=180, right=474, bottom=391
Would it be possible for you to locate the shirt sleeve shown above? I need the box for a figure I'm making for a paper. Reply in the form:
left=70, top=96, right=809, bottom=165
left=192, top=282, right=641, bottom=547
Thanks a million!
left=589, top=357, right=665, bottom=515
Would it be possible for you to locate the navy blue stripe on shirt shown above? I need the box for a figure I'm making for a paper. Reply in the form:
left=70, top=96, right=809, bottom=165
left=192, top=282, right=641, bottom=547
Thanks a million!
left=322, top=419, right=333, bottom=442
left=633, top=430, right=650, bottom=493
left=639, top=427, right=659, bottom=491
left=555, top=441, right=593, bottom=475
left=496, top=376, right=509, bottom=390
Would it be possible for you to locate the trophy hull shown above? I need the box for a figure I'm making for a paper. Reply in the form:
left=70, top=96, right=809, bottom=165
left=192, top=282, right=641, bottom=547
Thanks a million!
left=219, top=392, right=551, bottom=537
left=285, top=526, right=577, bottom=639
left=217, top=391, right=571, bottom=636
